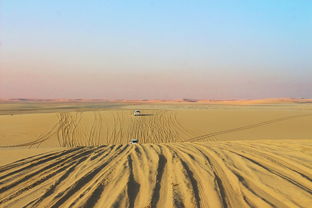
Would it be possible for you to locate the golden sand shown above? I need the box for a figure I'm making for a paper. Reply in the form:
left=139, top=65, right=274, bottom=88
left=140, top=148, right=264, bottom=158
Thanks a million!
left=0, top=102, right=311, bottom=207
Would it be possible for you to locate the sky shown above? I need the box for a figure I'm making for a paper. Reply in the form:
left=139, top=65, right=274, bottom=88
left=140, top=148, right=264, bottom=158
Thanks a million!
left=0, top=0, right=311, bottom=99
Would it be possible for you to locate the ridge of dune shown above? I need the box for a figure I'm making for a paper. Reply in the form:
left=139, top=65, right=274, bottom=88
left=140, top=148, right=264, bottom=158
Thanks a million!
left=1, top=97, right=312, bottom=104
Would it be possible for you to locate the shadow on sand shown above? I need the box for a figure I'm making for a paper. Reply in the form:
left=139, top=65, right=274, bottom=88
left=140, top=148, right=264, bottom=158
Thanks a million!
left=136, top=114, right=154, bottom=117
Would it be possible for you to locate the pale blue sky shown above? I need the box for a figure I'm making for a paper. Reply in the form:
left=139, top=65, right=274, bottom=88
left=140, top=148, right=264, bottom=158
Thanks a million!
left=1, top=0, right=311, bottom=99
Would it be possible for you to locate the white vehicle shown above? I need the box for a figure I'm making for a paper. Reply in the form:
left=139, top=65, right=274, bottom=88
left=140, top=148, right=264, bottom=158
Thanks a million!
left=133, top=110, right=141, bottom=116
left=130, top=139, right=138, bottom=144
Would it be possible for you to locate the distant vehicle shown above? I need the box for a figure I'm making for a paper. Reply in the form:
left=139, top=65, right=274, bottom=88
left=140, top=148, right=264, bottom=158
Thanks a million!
left=133, top=110, right=141, bottom=116
left=130, top=139, right=138, bottom=144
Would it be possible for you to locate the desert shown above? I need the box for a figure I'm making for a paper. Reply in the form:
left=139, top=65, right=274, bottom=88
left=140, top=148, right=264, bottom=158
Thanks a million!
left=2, top=1, right=312, bottom=207
left=0, top=100, right=311, bottom=208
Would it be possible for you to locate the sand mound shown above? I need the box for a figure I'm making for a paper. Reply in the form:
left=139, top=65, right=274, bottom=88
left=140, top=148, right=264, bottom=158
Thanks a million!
left=0, top=140, right=311, bottom=208
left=1, top=104, right=311, bottom=207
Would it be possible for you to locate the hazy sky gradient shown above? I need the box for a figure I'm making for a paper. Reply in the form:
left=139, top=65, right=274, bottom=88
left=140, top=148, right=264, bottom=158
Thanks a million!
left=1, top=0, right=312, bottom=99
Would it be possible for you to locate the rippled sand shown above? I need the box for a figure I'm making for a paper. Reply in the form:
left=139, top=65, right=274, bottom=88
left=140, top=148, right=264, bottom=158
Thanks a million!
left=0, top=103, right=311, bottom=207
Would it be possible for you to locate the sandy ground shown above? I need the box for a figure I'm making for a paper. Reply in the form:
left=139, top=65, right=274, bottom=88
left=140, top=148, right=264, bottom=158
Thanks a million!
left=0, top=102, right=311, bottom=207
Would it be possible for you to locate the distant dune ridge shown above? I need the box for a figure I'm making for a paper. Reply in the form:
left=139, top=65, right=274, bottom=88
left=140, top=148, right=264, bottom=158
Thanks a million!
left=1, top=97, right=312, bottom=104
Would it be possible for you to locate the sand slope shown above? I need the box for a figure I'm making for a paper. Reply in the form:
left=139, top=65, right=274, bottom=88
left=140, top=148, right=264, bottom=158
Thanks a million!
left=0, top=140, right=311, bottom=208
left=1, top=108, right=312, bottom=148
left=1, top=104, right=311, bottom=207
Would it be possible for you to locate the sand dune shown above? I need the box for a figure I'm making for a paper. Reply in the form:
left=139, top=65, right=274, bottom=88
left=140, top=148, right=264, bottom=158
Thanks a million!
left=0, top=110, right=197, bottom=148
left=0, top=103, right=311, bottom=207
left=1, top=107, right=312, bottom=148
left=0, top=140, right=311, bottom=208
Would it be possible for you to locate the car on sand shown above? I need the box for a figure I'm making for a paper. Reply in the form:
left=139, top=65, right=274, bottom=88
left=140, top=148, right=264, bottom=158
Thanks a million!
left=133, top=110, right=141, bottom=116
left=130, top=139, right=138, bottom=144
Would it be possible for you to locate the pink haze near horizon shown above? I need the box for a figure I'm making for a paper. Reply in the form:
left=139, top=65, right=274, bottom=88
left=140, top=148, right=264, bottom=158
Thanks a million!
left=1, top=1, right=311, bottom=99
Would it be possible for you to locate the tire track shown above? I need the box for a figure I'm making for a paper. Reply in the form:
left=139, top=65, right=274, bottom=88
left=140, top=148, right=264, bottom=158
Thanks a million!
left=185, top=113, right=312, bottom=142
left=1, top=110, right=199, bottom=148
left=1, top=143, right=311, bottom=207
